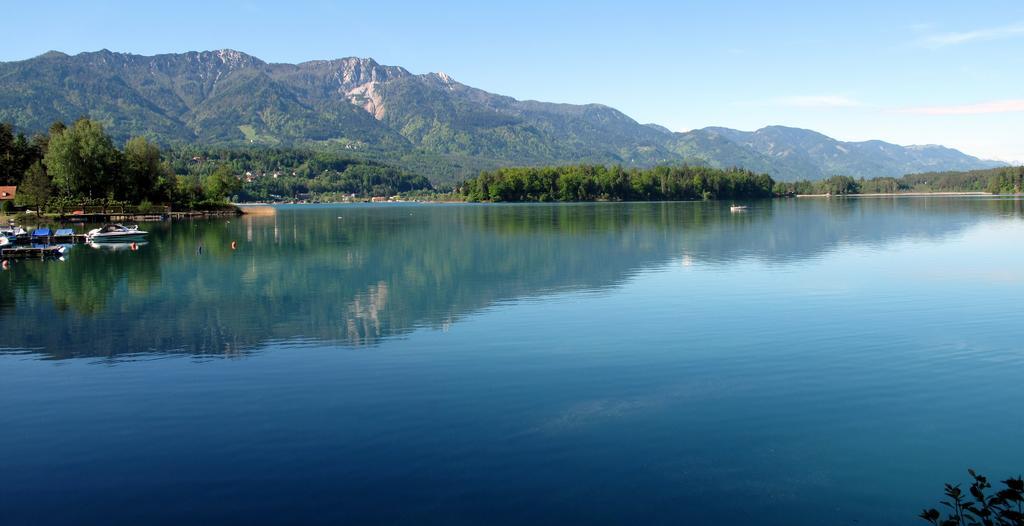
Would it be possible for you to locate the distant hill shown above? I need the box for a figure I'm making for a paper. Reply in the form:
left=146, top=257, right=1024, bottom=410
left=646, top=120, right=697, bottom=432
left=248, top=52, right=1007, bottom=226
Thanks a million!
left=0, top=49, right=1005, bottom=182
left=696, top=126, right=1004, bottom=180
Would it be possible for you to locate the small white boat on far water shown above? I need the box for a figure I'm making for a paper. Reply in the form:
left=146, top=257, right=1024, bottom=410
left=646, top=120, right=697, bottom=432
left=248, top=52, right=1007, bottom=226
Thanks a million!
left=86, top=224, right=148, bottom=242
left=730, top=205, right=749, bottom=212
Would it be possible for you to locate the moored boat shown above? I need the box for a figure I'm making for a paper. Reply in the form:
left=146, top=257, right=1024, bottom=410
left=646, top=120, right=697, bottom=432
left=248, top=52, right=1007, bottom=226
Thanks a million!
left=86, top=224, right=148, bottom=242
left=1, top=225, right=27, bottom=241
left=730, top=205, right=748, bottom=212
left=31, top=227, right=52, bottom=241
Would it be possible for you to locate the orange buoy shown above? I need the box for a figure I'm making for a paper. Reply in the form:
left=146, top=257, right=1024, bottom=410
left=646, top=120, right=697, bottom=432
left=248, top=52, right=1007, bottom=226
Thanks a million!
left=1, top=260, right=8, bottom=270
left=130, top=242, right=138, bottom=251
left=231, top=241, right=237, bottom=250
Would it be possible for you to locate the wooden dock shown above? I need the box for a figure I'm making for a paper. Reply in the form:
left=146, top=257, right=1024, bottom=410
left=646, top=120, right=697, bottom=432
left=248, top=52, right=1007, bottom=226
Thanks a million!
left=13, top=234, right=90, bottom=245
left=1, top=245, right=66, bottom=259
left=58, top=213, right=167, bottom=223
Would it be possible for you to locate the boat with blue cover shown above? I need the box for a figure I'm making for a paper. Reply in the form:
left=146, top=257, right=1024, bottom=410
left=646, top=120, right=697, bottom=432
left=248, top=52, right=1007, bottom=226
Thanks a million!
left=31, top=228, right=51, bottom=241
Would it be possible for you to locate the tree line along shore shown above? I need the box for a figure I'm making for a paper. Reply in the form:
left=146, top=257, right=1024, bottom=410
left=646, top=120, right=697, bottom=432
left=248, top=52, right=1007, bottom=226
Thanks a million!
left=459, top=165, right=1024, bottom=202
left=2, top=118, right=1021, bottom=213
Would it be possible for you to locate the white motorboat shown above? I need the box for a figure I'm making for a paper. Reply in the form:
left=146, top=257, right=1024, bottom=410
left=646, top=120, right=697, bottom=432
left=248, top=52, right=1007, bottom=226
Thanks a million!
left=1, top=225, right=26, bottom=239
left=86, top=224, right=148, bottom=242
left=730, top=205, right=748, bottom=212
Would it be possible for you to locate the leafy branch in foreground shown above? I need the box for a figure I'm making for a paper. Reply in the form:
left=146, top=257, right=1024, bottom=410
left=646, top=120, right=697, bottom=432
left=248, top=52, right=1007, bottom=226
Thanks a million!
left=920, top=470, right=1024, bottom=526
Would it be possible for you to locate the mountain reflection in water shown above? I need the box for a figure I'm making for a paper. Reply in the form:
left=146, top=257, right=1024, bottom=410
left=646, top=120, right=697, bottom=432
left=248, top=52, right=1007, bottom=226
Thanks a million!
left=2, top=197, right=1021, bottom=359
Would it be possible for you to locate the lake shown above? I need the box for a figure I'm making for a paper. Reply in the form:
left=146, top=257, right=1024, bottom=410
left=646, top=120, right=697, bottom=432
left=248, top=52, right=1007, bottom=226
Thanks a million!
left=2, top=198, right=1023, bottom=525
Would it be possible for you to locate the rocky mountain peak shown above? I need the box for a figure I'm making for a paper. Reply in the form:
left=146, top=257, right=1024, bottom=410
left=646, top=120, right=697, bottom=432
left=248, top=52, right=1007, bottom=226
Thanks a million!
left=304, top=58, right=410, bottom=120
left=183, top=49, right=264, bottom=70
left=336, top=57, right=408, bottom=86
left=213, top=49, right=256, bottom=66
left=291, top=57, right=409, bottom=87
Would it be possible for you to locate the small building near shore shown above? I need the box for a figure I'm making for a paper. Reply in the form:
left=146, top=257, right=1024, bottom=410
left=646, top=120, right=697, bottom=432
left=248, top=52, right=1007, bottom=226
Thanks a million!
left=0, top=186, right=15, bottom=201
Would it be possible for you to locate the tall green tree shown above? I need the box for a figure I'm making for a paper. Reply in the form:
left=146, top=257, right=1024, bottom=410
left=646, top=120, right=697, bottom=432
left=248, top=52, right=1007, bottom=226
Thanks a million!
left=17, top=161, right=52, bottom=211
left=0, top=123, right=15, bottom=185
left=202, top=164, right=242, bottom=201
left=0, top=123, right=41, bottom=185
left=44, top=118, right=123, bottom=198
left=48, top=121, right=67, bottom=138
left=122, top=136, right=164, bottom=201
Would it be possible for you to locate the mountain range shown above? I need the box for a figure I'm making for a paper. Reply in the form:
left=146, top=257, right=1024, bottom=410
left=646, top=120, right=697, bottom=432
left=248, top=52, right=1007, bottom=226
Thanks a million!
left=0, top=49, right=1004, bottom=182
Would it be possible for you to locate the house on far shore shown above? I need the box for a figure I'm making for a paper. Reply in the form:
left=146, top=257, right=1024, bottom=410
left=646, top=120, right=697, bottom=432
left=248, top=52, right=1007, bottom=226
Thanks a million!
left=0, top=186, right=15, bottom=201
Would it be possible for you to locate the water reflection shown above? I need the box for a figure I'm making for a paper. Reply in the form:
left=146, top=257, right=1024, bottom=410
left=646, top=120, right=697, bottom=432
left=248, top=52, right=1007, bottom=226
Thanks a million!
left=2, top=197, right=1021, bottom=358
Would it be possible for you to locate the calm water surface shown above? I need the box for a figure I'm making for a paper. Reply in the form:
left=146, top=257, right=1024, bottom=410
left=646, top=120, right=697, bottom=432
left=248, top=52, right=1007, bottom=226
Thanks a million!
left=1, top=198, right=1023, bottom=525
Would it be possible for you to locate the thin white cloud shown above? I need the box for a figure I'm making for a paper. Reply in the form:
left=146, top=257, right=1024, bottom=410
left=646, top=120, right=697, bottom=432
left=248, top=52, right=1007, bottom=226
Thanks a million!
left=919, top=22, right=1024, bottom=47
left=896, top=99, right=1024, bottom=115
left=773, top=95, right=864, bottom=108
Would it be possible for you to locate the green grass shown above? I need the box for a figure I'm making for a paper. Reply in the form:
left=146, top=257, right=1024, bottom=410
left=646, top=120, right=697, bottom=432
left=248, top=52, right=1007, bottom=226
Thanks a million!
left=237, top=125, right=280, bottom=146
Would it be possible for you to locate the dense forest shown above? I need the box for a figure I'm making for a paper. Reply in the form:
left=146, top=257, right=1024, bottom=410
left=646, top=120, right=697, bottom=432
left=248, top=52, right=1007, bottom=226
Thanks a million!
left=0, top=119, right=433, bottom=211
left=776, top=166, right=1024, bottom=196
left=905, top=166, right=1024, bottom=194
left=461, top=164, right=1024, bottom=203
left=461, top=165, right=776, bottom=202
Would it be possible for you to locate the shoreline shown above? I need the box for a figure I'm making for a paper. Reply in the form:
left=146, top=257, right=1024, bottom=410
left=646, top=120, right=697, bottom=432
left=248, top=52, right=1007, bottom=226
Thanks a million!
left=235, top=192, right=1003, bottom=207
left=236, top=200, right=465, bottom=208
left=232, top=191, right=1020, bottom=207
left=797, top=192, right=992, bottom=198
left=0, top=207, right=243, bottom=225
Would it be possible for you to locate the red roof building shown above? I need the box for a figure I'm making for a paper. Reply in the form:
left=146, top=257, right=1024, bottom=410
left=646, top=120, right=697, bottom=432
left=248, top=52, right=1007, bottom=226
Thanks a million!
left=0, top=186, right=15, bottom=201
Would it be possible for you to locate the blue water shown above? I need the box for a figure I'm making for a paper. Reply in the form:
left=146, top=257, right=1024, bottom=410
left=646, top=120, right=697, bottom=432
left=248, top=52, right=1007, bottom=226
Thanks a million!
left=1, top=198, right=1023, bottom=525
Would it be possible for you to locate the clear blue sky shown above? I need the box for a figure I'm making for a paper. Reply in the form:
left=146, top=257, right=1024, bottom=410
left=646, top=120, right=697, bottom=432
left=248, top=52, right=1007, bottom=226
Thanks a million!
left=5, top=0, right=1024, bottom=162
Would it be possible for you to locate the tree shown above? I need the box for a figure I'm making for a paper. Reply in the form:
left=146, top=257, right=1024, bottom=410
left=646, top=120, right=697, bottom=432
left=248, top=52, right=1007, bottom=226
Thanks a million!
left=920, top=470, right=1024, bottom=526
left=0, top=123, right=41, bottom=186
left=17, top=161, right=52, bottom=212
left=819, top=175, right=860, bottom=195
left=173, top=175, right=204, bottom=209
left=202, top=164, right=242, bottom=201
left=122, top=136, right=164, bottom=202
left=0, top=123, right=15, bottom=184
left=49, top=121, right=67, bottom=137
left=44, top=118, right=123, bottom=198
